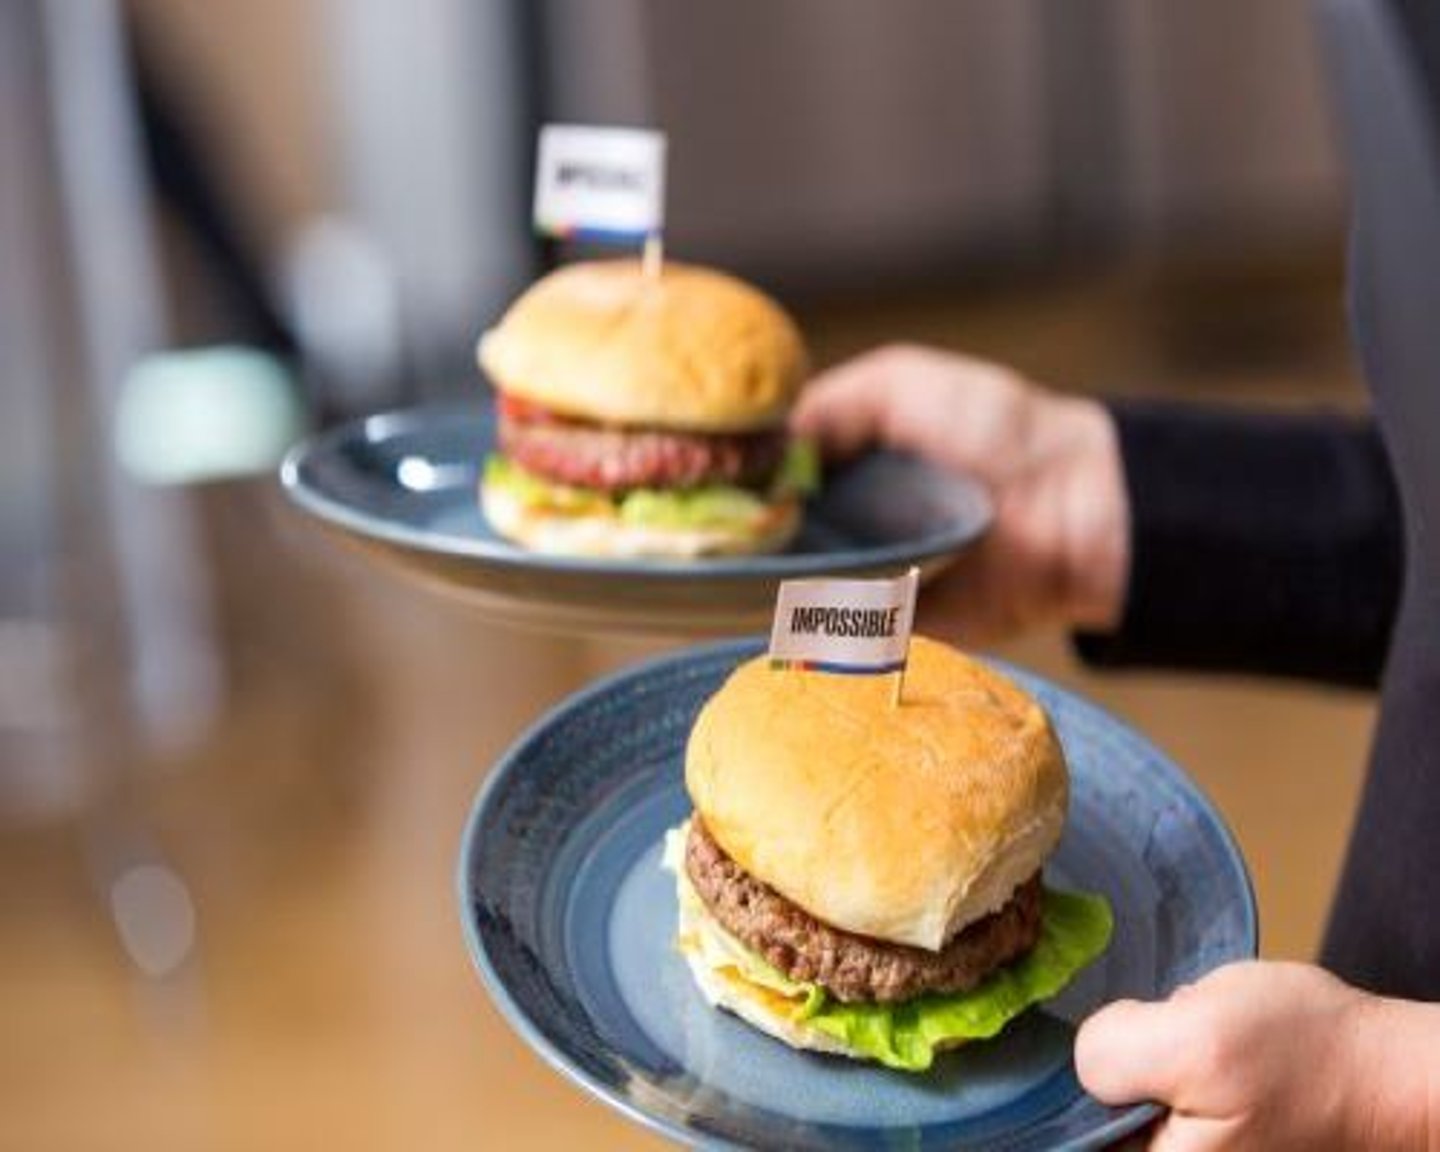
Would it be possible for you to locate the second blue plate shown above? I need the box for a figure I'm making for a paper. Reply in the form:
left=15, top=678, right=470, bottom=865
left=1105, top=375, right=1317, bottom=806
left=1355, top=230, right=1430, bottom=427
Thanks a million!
left=280, top=401, right=991, bottom=636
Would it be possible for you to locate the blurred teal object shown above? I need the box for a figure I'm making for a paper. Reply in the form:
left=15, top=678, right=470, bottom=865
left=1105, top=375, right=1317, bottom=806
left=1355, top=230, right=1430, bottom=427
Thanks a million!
left=115, top=346, right=307, bottom=484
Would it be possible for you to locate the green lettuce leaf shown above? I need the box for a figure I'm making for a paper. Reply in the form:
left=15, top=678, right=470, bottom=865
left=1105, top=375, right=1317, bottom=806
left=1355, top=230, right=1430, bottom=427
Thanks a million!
left=773, top=438, right=820, bottom=497
left=619, top=486, right=770, bottom=529
left=483, top=454, right=613, bottom=515
left=800, top=890, right=1114, bottom=1072
left=484, top=450, right=811, bottom=532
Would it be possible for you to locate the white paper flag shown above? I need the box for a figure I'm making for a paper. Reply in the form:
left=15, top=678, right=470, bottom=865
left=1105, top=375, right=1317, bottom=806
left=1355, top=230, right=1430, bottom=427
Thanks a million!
left=533, top=124, right=666, bottom=243
left=768, top=568, right=919, bottom=674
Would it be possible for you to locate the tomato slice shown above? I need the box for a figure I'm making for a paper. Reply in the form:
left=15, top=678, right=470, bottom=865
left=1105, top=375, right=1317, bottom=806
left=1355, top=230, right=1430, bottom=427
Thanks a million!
left=494, top=391, right=556, bottom=424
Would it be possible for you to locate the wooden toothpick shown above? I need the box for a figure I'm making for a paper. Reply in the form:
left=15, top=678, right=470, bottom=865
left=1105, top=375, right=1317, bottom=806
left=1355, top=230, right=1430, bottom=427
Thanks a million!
left=890, top=567, right=920, bottom=708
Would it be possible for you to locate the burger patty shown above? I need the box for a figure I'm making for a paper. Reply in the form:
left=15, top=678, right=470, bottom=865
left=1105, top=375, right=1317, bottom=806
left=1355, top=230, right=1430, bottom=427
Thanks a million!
left=685, top=819, right=1044, bottom=1004
left=497, top=408, right=787, bottom=492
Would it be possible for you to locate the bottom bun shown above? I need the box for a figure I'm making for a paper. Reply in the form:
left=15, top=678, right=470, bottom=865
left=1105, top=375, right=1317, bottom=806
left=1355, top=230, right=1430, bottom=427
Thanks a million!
left=481, top=481, right=800, bottom=559
left=677, top=898, right=973, bottom=1064
left=680, top=945, right=857, bottom=1059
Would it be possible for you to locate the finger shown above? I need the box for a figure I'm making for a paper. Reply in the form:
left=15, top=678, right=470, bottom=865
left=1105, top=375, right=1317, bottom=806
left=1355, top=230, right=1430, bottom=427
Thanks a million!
left=1075, top=998, right=1198, bottom=1106
left=789, top=356, right=894, bottom=459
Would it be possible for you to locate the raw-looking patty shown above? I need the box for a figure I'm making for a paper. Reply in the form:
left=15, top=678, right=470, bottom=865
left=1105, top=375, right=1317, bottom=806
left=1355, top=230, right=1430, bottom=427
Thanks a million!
left=685, top=818, right=1043, bottom=1004
left=497, top=406, right=787, bottom=492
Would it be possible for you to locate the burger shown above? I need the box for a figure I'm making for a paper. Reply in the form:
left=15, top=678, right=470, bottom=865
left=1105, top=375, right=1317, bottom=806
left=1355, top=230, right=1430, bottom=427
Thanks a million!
left=477, top=259, right=815, bottom=558
left=663, top=636, right=1113, bottom=1071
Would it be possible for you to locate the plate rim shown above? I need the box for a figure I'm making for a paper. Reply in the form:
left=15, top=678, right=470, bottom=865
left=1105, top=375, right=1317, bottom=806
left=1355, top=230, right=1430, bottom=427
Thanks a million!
left=456, top=638, right=1257, bottom=1150
left=279, top=402, right=993, bottom=580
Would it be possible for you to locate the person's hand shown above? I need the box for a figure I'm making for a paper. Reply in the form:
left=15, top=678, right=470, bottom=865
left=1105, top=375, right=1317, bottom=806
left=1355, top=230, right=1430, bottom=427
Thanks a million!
left=1076, top=960, right=1437, bottom=1150
left=791, top=345, right=1128, bottom=645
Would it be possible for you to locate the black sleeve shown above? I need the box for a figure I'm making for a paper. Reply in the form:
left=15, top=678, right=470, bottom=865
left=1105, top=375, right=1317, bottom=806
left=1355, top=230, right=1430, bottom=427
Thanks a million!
left=1073, top=402, right=1402, bottom=688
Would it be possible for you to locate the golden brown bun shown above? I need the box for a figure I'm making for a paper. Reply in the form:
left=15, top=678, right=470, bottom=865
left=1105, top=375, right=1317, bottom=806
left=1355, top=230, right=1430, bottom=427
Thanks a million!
left=481, top=482, right=800, bottom=558
left=686, top=637, right=1067, bottom=952
left=477, top=260, right=808, bottom=431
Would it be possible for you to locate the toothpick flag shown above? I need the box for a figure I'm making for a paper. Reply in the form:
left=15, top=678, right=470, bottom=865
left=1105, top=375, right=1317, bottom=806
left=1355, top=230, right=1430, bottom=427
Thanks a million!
left=769, top=568, right=920, bottom=701
left=533, top=124, right=666, bottom=247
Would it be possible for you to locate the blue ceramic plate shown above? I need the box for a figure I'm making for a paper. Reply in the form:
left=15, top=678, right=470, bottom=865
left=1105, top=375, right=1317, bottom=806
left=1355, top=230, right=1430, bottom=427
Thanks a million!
left=280, top=401, right=991, bottom=636
left=459, top=641, right=1257, bottom=1151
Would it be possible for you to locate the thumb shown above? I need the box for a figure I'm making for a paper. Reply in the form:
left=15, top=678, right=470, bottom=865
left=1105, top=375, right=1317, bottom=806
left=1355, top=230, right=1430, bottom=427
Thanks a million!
left=1075, top=997, right=1197, bottom=1107
left=790, top=356, right=895, bottom=460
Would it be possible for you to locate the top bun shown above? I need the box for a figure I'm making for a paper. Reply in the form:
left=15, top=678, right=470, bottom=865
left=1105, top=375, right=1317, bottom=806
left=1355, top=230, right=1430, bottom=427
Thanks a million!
left=685, top=637, right=1067, bottom=952
left=478, top=260, right=808, bottom=432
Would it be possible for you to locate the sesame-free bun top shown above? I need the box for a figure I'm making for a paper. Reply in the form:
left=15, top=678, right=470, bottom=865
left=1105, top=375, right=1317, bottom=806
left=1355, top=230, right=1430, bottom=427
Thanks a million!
left=477, top=260, right=808, bottom=432
left=685, top=637, right=1068, bottom=952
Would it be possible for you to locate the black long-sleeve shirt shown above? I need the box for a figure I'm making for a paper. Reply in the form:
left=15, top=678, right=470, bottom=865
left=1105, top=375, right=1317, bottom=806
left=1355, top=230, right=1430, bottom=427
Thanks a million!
left=1073, top=0, right=1440, bottom=999
left=1077, top=404, right=1402, bottom=688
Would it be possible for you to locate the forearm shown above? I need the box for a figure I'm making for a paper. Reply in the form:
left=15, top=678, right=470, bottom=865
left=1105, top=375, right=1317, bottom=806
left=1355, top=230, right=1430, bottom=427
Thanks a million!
left=1350, top=994, right=1440, bottom=1149
left=1074, top=402, right=1402, bottom=688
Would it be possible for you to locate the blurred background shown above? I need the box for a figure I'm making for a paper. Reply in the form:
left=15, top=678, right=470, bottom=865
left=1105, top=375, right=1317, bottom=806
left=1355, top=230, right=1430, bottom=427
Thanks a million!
left=0, top=1, right=1374, bottom=1149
